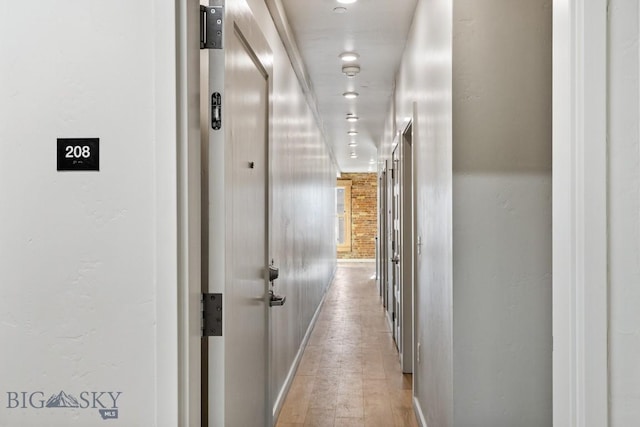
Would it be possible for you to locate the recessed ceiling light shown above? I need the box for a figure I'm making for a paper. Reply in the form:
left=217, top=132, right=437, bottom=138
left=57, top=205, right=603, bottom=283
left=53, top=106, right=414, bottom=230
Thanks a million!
left=348, top=141, right=358, bottom=147
left=333, top=7, right=347, bottom=13
left=338, top=0, right=357, bottom=4
left=350, top=152, right=358, bottom=159
left=343, top=91, right=359, bottom=99
left=347, top=130, right=358, bottom=136
left=346, top=115, right=359, bottom=122
left=339, top=52, right=359, bottom=62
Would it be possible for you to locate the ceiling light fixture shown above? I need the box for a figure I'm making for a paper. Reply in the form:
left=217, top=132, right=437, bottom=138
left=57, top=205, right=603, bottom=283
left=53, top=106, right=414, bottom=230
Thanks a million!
left=342, top=64, right=361, bottom=77
left=343, top=91, right=359, bottom=99
left=338, top=0, right=357, bottom=4
left=347, top=130, right=358, bottom=136
left=348, top=141, right=358, bottom=147
left=333, top=6, right=347, bottom=13
left=339, top=52, right=359, bottom=62
left=350, top=152, right=358, bottom=159
left=346, top=115, right=359, bottom=122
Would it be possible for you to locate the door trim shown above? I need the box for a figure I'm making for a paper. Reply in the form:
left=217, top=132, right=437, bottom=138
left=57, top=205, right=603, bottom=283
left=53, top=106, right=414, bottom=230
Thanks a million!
left=176, top=1, right=202, bottom=425
left=399, top=118, right=413, bottom=374
left=552, top=0, right=608, bottom=425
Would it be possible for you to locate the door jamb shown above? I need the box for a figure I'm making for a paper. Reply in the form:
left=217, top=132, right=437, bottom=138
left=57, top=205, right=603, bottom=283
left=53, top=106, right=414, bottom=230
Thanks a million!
left=552, top=1, right=608, bottom=425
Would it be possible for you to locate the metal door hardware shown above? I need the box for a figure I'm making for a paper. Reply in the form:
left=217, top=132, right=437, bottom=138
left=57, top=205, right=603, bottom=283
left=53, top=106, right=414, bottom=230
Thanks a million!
left=200, top=5, right=224, bottom=50
left=269, top=290, right=286, bottom=307
left=269, top=265, right=279, bottom=282
left=202, top=293, right=223, bottom=337
left=211, top=92, right=222, bottom=130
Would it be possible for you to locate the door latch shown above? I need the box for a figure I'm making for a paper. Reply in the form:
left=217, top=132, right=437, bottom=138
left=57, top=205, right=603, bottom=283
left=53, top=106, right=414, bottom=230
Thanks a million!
left=269, top=265, right=279, bottom=282
left=211, top=92, right=222, bottom=130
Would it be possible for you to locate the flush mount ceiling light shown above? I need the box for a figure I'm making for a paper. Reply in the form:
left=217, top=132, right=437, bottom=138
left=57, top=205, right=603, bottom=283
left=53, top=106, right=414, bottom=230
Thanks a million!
left=338, top=0, right=358, bottom=4
left=343, top=91, right=359, bottom=99
left=348, top=141, right=358, bottom=147
left=346, top=115, right=359, bottom=122
left=342, top=64, right=361, bottom=77
left=339, top=52, right=359, bottom=62
left=347, top=130, right=358, bottom=136
left=350, top=152, right=358, bottom=159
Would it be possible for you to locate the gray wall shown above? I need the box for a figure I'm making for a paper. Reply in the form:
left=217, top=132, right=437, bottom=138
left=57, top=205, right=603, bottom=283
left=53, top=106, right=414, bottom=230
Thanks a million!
left=451, top=1, right=552, bottom=426
left=609, top=1, right=640, bottom=424
left=383, top=0, right=454, bottom=424
left=381, top=0, right=551, bottom=425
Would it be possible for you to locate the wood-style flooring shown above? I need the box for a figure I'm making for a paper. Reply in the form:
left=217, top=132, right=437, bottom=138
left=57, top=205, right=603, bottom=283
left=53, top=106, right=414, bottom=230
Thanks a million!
left=276, top=261, right=419, bottom=427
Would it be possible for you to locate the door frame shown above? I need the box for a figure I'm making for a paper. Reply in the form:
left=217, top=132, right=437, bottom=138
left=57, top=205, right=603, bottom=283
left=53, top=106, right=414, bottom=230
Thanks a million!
left=552, top=0, right=608, bottom=425
left=203, top=3, right=275, bottom=426
left=379, top=164, right=389, bottom=309
left=386, top=159, right=395, bottom=327
left=176, top=1, right=203, bottom=425
left=391, top=144, right=401, bottom=347
left=399, top=118, right=414, bottom=373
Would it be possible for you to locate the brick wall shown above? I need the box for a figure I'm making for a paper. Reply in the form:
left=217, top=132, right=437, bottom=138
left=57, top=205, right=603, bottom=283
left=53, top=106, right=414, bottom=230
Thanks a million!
left=338, top=173, right=378, bottom=259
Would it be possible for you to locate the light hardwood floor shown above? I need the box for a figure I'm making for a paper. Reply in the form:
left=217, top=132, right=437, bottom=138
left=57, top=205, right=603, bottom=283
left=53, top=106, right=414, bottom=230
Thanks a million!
left=276, top=262, right=419, bottom=427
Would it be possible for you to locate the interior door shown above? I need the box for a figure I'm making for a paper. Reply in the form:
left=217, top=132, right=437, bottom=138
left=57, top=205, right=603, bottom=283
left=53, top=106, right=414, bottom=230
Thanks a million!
left=400, top=123, right=413, bottom=373
left=386, top=162, right=395, bottom=323
left=379, top=167, right=388, bottom=306
left=392, top=146, right=401, bottom=349
left=225, top=23, right=270, bottom=427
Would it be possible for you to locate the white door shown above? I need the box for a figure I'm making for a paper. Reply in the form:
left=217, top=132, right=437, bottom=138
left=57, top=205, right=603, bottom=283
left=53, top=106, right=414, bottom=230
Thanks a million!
left=224, top=23, right=270, bottom=427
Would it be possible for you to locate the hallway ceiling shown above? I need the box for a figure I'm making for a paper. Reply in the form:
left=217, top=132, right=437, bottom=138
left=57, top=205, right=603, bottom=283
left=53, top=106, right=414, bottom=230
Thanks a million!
left=278, top=0, right=418, bottom=173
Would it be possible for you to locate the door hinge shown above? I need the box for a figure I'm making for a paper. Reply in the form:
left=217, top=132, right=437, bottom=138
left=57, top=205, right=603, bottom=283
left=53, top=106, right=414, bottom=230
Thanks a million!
left=202, top=293, right=223, bottom=337
left=200, top=5, right=224, bottom=49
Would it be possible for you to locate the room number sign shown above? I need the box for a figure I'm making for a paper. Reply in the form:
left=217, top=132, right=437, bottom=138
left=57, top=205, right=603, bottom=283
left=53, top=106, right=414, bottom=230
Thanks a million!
left=57, top=138, right=100, bottom=171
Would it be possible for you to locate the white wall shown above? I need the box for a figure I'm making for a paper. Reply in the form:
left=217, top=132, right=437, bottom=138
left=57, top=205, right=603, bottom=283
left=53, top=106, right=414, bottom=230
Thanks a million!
left=382, top=0, right=551, bottom=425
left=609, top=1, right=640, bottom=424
left=0, top=1, right=179, bottom=426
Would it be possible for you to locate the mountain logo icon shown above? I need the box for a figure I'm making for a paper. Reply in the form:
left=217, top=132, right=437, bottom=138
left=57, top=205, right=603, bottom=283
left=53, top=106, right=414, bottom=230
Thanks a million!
left=45, top=391, right=80, bottom=408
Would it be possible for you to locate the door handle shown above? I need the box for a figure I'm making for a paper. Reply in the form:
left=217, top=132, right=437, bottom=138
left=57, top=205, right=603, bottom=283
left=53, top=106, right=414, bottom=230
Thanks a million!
left=269, top=290, right=286, bottom=307
left=391, top=254, right=400, bottom=264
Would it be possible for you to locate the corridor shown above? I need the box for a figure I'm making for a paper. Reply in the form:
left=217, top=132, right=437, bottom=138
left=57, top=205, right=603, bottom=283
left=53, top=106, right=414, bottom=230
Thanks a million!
left=276, top=262, right=418, bottom=427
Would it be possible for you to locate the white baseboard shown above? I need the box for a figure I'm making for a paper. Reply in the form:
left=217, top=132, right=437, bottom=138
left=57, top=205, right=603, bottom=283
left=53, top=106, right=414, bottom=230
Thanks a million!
left=271, top=266, right=337, bottom=423
left=413, top=396, right=428, bottom=427
left=337, top=258, right=375, bottom=263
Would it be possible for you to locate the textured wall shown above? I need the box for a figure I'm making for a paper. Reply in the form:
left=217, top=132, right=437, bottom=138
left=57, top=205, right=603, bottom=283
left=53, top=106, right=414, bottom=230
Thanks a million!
left=380, top=0, right=551, bottom=425
left=338, top=173, right=377, bottom=260
left=381, top=0, right=454, bottom=424
left=451, top=0, right=552, bottom=426
left=0, top=1, right=179, bottom=426
left=609, top=1, right=640, bottom=424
